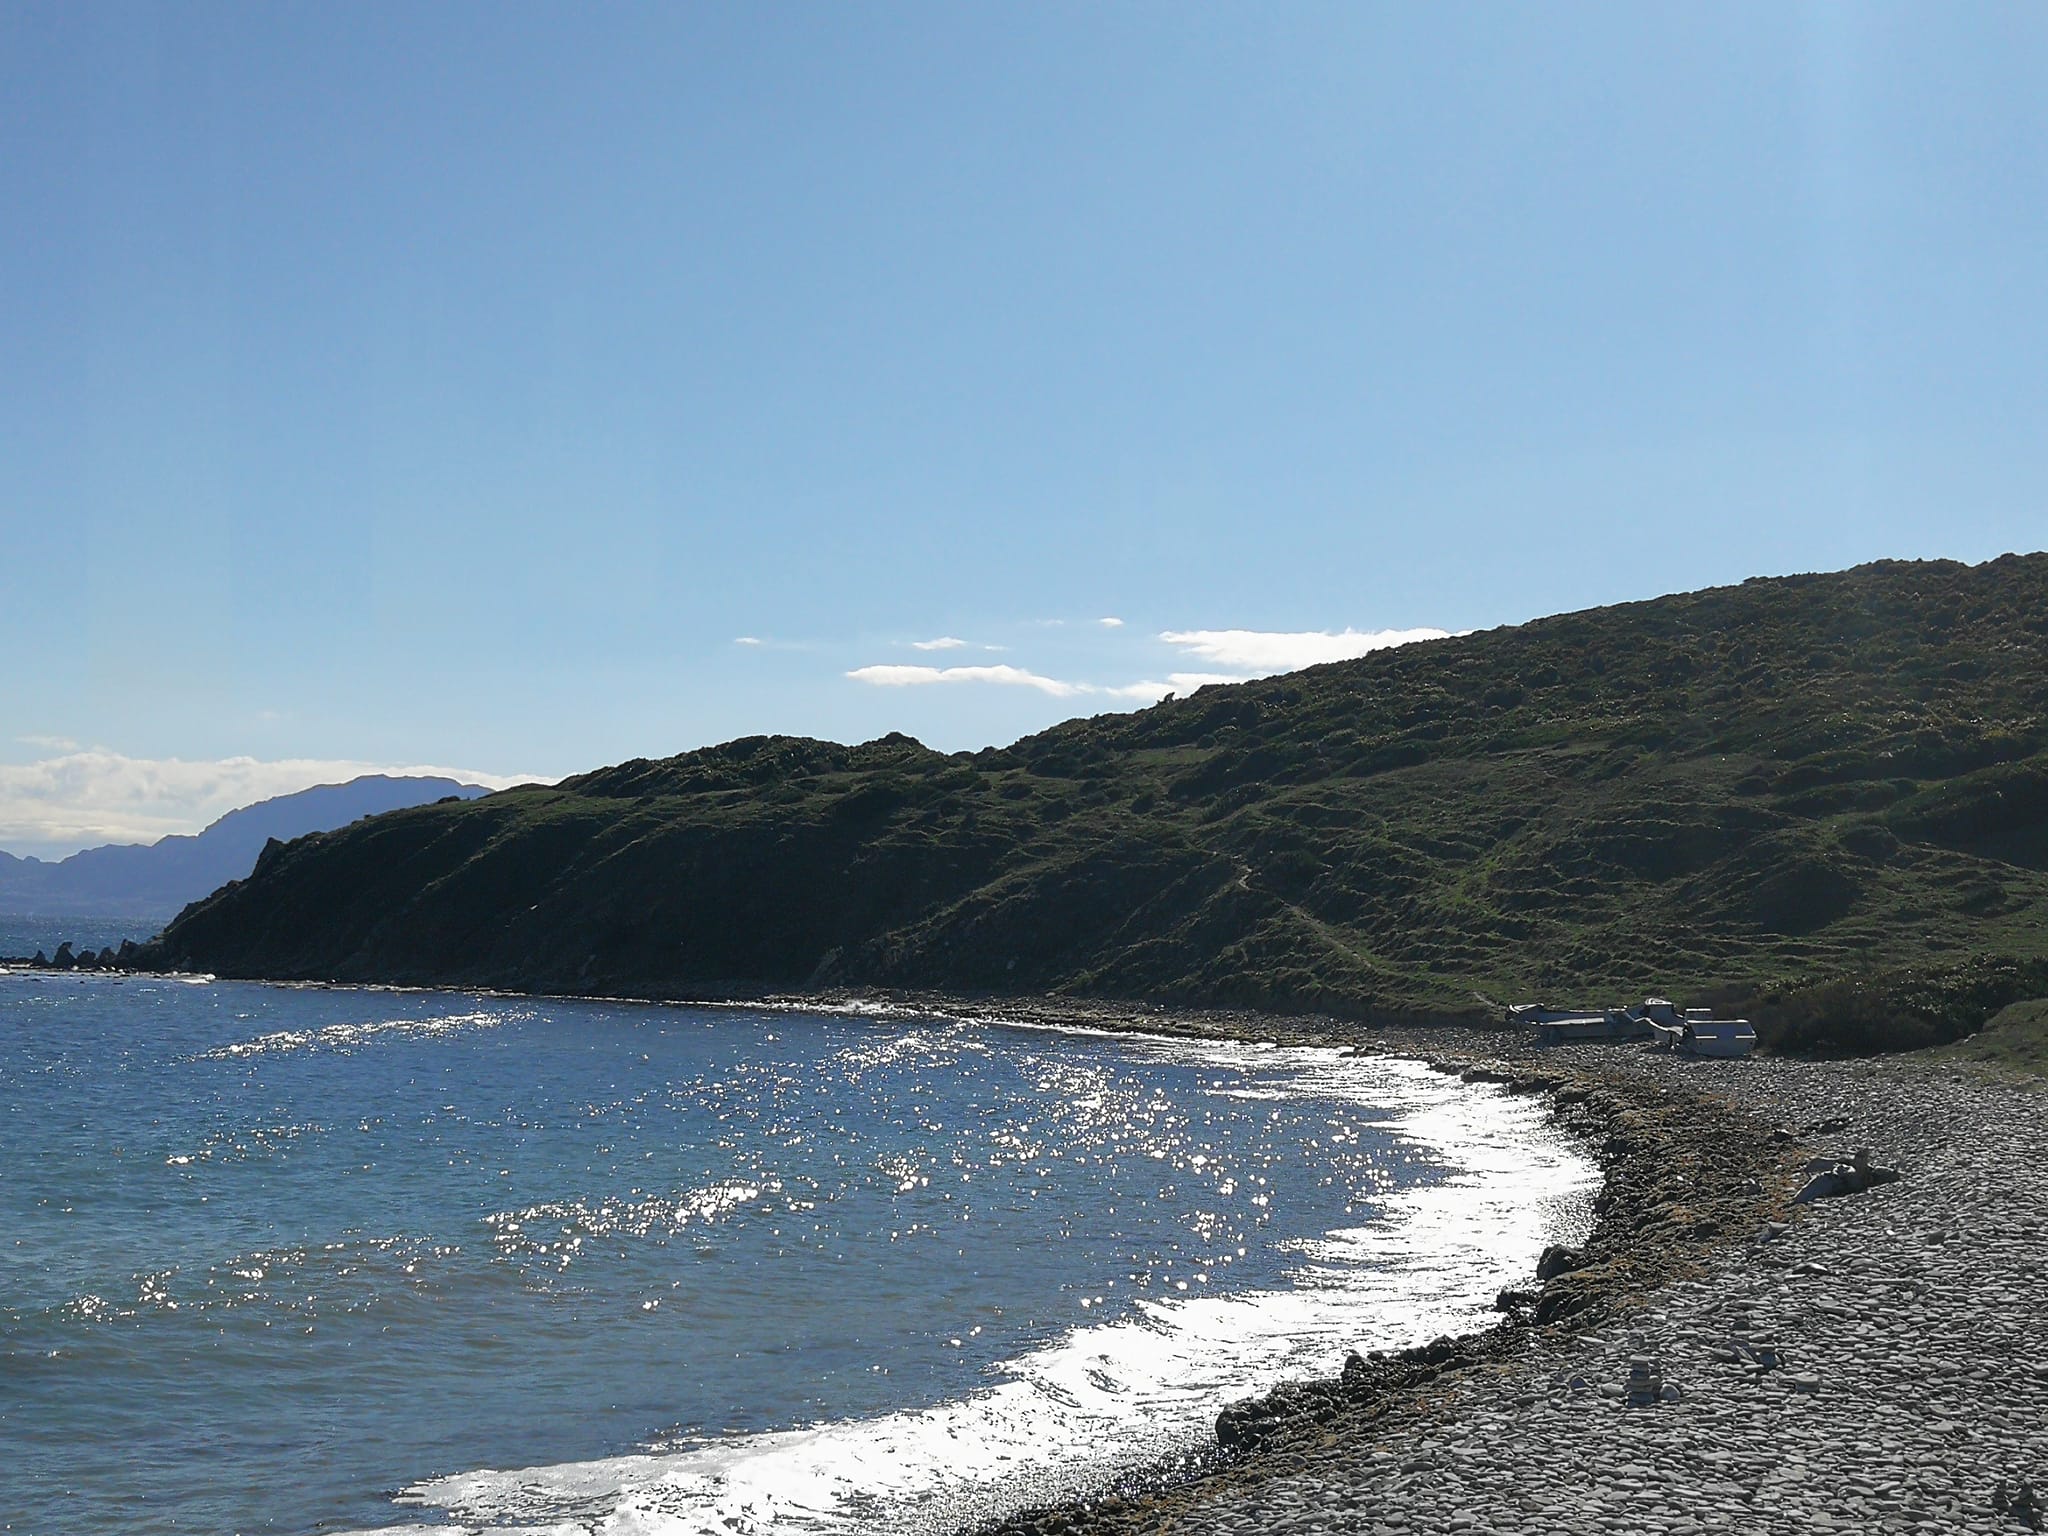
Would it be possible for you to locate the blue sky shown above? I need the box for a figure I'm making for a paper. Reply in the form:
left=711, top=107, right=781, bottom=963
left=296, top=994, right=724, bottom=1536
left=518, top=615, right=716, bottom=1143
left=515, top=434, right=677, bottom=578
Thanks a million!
left=3, top=3, right=2045, bottom=854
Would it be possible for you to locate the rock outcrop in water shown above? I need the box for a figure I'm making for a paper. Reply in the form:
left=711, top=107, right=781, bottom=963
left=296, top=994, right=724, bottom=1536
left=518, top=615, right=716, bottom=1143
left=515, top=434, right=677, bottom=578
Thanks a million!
left=139, top=556, right=2048, bottom=1046
left=2, top=941, right=128, bottom=971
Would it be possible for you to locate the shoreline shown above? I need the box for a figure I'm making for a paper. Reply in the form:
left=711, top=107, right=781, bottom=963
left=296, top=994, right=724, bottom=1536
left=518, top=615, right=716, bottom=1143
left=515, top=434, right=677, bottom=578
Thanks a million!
left=956, top=1031, right=2046, bottom=1536
left=25, top=969, right=2011, bottom=1531
left=942, top=1014, right=1798, bottom=1536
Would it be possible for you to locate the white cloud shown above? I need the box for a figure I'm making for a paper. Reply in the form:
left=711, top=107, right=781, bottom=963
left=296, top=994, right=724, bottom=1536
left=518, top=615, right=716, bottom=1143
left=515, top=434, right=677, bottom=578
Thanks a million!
left=733, top=636, right=764, bottom=646
left=0, top=751, right=547, bottom=859
left=910, top=636, right=970, bottom=651
left=1159, top=626, right=1454, bottom=673
left=1100, top=672, right=1249, bottom=702
left=847, top=664, right=1088, bottom=698
left=17, top=734, right=80, bottom=751
left=844, top=625, right=1454, bottom=710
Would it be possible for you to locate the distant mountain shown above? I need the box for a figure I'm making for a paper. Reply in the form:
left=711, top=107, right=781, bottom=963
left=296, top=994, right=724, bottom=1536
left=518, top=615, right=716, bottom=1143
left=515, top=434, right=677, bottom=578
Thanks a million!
left=143, top=556, right=2048, bottom=1052
left=0, top=776, right=490, bottom=920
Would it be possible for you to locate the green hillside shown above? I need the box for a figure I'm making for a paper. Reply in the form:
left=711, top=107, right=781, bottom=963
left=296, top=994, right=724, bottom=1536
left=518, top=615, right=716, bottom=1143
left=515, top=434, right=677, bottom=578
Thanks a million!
left=144, top=555, right=2048, bottom=1038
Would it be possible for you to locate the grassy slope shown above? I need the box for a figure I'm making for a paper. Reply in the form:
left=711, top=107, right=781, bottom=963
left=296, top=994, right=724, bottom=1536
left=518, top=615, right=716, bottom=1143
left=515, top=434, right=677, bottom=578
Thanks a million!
left=147, top=555, right=2048, bottom=1036
left=1928, top=998, right=2048, bottom=1079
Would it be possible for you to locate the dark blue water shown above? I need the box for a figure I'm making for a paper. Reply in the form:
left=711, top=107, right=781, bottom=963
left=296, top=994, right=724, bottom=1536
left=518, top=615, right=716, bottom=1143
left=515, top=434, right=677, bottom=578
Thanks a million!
left=0, top=967, right=1594, bottom=1536
left=0, top=912, right=164, bottom=960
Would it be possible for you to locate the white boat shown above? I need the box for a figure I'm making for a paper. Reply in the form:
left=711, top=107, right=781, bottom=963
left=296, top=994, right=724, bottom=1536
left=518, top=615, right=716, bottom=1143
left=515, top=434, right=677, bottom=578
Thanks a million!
left=1512, top=1002, right=1657, bottom=1045
left=1650, top=1008, right=1757, bottom=1058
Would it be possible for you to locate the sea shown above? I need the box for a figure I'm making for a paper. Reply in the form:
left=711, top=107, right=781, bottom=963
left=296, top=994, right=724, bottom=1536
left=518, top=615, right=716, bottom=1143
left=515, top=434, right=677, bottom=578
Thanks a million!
left=0, top=914, right=1599, bottom=1536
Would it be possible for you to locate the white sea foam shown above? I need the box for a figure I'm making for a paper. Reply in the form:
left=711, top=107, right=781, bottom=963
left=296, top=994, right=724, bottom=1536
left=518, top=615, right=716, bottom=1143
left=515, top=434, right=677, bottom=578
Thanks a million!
left=483, top=1178, right=773, bottom=1267
left=370, top=1051, right=1597, bottom=1536
left=198, top=1009, right=506, bottom=1059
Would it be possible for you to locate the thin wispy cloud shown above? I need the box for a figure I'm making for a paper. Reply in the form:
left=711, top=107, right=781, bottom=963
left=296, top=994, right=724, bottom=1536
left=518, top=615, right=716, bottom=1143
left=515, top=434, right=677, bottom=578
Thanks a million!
left=847, top=666, right=1246, bottom=704
left=734, top=636, right=765, bottom=646
left=17, top=734, right=80, bottom=752
left=1101, top=671, right=1248, bottom=702
left=1159, top=626, right=1455, bottom=673
left=0, top=750, right=548, bottom=859
left=843, top=620, right=1456, bottom=713
left=1089, top=671, right=1245, bottom=700
left=847, top=664, right=1088, bottom=698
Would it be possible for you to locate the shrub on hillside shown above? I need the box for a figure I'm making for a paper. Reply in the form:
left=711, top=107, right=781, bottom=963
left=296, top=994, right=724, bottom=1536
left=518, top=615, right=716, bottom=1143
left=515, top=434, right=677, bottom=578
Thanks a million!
left=1741, top=955, right=2048, bottom=1055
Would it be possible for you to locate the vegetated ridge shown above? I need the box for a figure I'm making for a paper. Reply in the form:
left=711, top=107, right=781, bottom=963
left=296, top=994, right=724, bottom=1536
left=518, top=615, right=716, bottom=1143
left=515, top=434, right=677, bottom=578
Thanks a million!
left=1, top=775, right=489, bottom=919
left=144, top=557, right=2048, bottom=1050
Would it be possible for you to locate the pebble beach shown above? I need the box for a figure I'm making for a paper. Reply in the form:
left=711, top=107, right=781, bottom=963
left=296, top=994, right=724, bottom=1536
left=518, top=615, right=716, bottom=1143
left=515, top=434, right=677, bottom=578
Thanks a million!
left=931, top=1001, right=2047, bottom=1536
left=1170, top=1052, right=2046, bottom=1536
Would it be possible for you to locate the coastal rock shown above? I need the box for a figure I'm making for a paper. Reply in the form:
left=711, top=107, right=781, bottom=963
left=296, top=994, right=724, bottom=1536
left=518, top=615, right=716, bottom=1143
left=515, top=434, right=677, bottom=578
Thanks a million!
left=1534, top=1244, right=1586, bottom=1282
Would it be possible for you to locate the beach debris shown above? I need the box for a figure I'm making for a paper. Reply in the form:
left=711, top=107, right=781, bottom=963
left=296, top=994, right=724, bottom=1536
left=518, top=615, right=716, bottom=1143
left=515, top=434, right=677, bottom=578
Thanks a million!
left=1794, top=1148, right=1902, bottom=1204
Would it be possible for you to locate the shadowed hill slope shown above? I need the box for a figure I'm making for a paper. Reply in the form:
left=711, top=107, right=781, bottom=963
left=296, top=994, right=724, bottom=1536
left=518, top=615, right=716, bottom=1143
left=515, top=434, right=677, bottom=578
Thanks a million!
left=145, top=556, right=2048, bottom=1023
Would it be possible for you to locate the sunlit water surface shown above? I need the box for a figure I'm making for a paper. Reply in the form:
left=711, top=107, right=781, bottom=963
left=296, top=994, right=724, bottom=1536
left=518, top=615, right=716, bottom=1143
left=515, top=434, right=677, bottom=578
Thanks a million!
left=0, top=968, right=1596, bottom=1535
